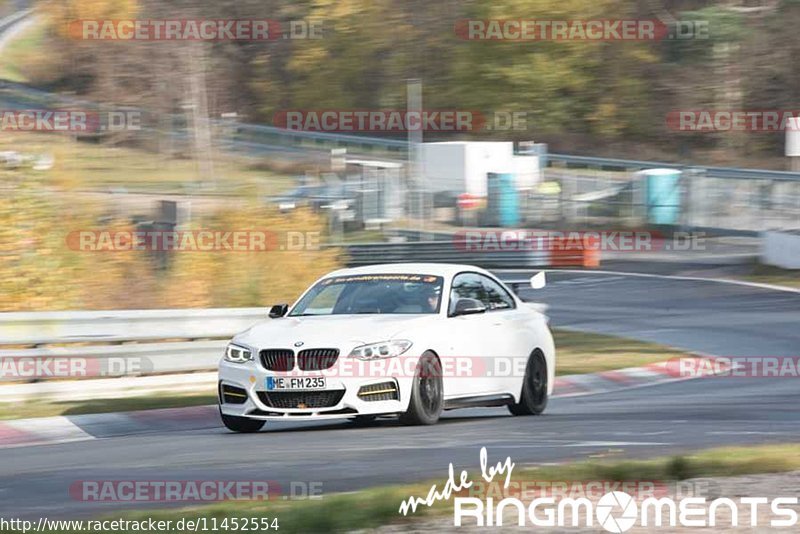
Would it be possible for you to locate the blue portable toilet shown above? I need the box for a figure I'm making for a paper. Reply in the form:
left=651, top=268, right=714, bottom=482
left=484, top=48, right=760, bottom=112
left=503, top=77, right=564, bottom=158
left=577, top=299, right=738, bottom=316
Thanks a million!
left=640, top=169, right=682, bottom=225
left=487, top=172, right=520, bottom=227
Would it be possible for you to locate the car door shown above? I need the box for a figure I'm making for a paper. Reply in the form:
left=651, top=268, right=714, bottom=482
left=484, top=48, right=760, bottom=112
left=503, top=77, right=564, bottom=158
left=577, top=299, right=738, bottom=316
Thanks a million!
left=479, top=274, right=530, bottom=396
left=441, top=272, right=497, bottom=398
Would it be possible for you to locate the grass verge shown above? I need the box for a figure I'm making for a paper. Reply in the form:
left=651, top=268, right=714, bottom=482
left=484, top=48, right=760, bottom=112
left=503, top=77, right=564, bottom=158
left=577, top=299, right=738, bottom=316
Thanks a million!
left=23, top=443, right=800, bottom=533
left=0, top=131, right=291, bottom=195
left=552, top=328, right=685, bottom=375
left=0, top=392, right=216, bottom=420
left=739, top=262, right=800, bottom=289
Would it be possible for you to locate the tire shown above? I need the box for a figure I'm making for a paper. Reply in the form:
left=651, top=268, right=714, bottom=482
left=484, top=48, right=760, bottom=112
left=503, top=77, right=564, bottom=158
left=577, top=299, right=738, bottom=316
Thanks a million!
left=400, top=352, right=443, bottom=426
left=508, top=350, right=548, bottom=416
left=219, top=408, right=265, bottom=433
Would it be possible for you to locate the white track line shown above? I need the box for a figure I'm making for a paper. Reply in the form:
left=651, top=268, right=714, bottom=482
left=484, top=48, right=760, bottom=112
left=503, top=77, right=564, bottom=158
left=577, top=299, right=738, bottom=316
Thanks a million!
left=0, top=10, right=35, bottom=55
left=497, top=268, right=800, bottom=295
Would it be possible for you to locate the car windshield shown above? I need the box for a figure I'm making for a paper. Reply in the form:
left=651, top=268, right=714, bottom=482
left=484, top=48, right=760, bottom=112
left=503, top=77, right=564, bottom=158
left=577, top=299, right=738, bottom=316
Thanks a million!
left=289, top=274, right=444, bottom=316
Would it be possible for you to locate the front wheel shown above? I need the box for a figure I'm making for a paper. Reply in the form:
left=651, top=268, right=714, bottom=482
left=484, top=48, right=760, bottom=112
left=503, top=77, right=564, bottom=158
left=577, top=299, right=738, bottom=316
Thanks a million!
left=399, top=352, right=443, bottom=425
left=220, top=408, right=265, bottom=433
left=508, top=351, right=548, bottom=416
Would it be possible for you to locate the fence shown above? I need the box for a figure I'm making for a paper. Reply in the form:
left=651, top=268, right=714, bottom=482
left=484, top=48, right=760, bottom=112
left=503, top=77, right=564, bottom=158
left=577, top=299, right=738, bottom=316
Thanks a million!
left=3, top=70, right=800, bottom=234
left=534, top=154, right=800, bottom=235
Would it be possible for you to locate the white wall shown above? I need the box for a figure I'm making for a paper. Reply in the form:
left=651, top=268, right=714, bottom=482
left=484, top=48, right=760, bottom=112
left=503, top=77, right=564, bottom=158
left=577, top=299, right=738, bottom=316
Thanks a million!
left=421, top=142, right=467, bottom=193
left=423, top=141, right=516, bottom=196
left=511, top=154, right=541, bottom=190
left=761, top=231, right=800, bottom=269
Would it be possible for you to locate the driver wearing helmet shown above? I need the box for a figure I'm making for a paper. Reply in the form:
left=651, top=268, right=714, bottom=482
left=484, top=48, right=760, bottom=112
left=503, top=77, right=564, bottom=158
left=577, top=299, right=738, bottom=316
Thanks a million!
left=422, top=283, right=442, bottom=312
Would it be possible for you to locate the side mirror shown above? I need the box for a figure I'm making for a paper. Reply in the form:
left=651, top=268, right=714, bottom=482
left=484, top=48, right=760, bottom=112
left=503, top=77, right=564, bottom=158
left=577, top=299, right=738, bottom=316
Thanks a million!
left=268, top=304, right=288, bottom=318
left=530, top=272, right=546, bottom=289
left=451, top=298, right=487, bottom=317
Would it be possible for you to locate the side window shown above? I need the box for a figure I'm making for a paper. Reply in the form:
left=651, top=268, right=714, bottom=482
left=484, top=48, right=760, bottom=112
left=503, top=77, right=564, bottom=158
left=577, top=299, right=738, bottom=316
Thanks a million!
left=449, top=273, right=488, bottom=314
left=480, top=275, right=516, bottom=311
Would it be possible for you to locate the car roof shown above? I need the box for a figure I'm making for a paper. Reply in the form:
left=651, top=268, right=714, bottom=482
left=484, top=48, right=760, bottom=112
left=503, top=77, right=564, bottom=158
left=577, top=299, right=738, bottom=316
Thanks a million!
left=325, top=263, right=490, bottom=279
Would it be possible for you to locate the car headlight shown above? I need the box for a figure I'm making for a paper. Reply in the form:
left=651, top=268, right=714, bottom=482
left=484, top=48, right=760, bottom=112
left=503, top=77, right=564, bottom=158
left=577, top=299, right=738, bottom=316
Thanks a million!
left=348, top=340, right=412, bottom=360
left=224, top=344, right=253, bottom=363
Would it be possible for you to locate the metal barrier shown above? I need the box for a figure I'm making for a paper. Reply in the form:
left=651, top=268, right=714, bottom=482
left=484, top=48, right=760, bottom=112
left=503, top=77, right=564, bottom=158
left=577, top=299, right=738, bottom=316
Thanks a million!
left=229, top=123, right=407, bottom=158
left=338, top=238, right=595, bottom=268
left=0, top=307, right=264, bottom=346
left=0, top=341, right=227, bottom=379
left=546, top=153, right=800, bottom=182
left=341, top=241, right=549, bottom=268
left=0, top=308, right=264, bottom=379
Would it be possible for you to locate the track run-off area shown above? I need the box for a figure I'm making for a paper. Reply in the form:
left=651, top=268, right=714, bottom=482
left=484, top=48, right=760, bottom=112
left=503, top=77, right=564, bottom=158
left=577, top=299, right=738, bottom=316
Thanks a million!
left=1, top=271, right=798, bottom=519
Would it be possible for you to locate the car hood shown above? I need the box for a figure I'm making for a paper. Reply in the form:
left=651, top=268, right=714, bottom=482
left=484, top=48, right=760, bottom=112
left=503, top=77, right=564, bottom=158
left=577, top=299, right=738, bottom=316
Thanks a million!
left=233, top=314, right=436, bottom=350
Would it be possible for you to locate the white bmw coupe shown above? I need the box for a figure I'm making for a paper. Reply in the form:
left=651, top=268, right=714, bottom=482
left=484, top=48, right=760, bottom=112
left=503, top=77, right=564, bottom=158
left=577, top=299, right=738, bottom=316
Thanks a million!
left=218, top=263, right=554, bottom=432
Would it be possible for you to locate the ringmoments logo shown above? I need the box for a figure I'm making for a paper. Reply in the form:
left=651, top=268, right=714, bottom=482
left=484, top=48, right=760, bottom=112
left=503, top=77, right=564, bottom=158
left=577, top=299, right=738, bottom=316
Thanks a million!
left=595, top=491, right=638, bottom=533
left=398, top=448, right=799, bottom=531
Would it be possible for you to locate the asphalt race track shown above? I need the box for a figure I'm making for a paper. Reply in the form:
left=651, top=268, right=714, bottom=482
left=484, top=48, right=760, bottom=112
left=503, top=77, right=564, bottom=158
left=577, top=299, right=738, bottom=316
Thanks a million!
left=1, top=271, right=799, bottom=519
left=521, top=270, right=800, bottom=357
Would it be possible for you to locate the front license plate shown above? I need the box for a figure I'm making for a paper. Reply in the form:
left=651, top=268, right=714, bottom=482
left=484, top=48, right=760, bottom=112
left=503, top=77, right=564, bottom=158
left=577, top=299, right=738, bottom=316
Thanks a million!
left=266, top=376, right=326, bottom=390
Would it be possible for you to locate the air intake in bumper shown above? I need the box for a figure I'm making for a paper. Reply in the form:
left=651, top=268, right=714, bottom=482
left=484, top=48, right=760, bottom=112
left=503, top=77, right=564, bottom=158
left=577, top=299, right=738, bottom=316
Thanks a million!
left=357, top=381, right=399, bottom=402
left=220, top=384, right=248, bottom=405
left=257, top=390, right=345, bottom=409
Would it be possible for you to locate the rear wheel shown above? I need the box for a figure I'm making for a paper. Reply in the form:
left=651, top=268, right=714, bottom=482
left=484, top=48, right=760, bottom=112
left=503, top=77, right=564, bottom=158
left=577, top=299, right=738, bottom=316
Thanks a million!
left=508, top=351, right=548, bottom=416
left=400, top=352, right=443, bottom=426
left=219, top=408, right=265, bottom=433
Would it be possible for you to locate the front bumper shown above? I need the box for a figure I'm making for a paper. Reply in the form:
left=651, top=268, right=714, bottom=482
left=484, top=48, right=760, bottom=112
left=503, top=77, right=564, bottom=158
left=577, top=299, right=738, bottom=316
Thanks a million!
left=218, top=357, right=415, bottom=420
